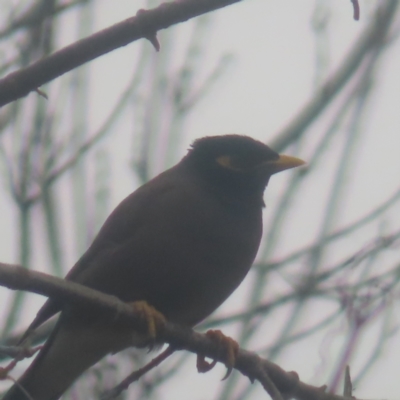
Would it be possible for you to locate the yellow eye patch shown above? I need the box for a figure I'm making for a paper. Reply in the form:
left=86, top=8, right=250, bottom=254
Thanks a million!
left=216, top=155, right=244, bottom=171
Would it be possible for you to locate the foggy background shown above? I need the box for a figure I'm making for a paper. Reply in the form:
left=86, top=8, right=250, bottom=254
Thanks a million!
left=1, top=1, right=400, bottom=399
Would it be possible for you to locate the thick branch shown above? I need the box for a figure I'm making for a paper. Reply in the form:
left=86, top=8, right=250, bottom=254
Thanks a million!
left=0, top=0, right=242, bottom=107
left=0, top=262, right=352, bottom=400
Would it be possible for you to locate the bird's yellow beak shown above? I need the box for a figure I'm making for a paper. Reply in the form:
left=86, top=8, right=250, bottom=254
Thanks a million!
left=266, top=154, right=306, bottom=174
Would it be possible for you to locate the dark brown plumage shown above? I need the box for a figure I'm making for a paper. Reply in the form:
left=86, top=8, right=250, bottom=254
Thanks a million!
left=4, top=134, right=304, bottom=400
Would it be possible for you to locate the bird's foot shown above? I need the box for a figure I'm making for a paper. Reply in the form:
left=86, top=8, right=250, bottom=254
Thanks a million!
left=128, top=301, right=166, bottom=339
left=197, top=330, right=239, bottom=380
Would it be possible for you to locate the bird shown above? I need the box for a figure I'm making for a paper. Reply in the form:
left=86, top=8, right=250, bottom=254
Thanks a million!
left=3, top=134, right=305, bottom=400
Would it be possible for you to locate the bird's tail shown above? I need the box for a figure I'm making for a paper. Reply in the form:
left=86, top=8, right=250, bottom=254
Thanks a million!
left=3, top=317, right=132, bottom=400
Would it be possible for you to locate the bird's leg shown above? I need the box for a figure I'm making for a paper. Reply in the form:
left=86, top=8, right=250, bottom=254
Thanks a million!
left=196, top=330, right=239, bottom=380
left=128, top=301, right=166, bottom=339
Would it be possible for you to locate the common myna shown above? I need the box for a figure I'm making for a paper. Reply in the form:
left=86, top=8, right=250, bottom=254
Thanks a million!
left=3, top=134, right=304, bottom=400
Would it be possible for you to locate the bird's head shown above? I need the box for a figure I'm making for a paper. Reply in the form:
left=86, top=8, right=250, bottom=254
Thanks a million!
left=183, top=135, right=305, bottom=207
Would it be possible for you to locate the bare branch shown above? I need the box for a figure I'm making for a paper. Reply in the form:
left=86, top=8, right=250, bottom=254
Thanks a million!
left=350, top=0, right=360, bottom=21
left=101, top=347, right=175, bottom=400
left=0, top=0, right=242, bottom=107
left=0, top=262, right=363, bottom=400
left=271, top=0, right=397, bottom=152
left=343, top=366, right=352, bottom=397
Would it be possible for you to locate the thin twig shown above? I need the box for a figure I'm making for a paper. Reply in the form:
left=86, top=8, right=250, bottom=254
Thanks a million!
left=100, top=346, right=175, bottom=400
left=351, top=0, right=360, bottom=21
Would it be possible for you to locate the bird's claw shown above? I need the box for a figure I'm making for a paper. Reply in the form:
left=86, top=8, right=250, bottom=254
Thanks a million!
left=196, top=330, right=239, bottom=380
left=196, top=355, right=217, bottom=373
left=128, top=301, right=166, bottom=339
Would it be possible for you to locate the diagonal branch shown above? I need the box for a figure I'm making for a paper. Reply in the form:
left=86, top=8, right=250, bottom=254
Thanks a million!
left=271, top=0, right=398, bottom=152
left=0, top=0, right=242, bottom=107
left=0, top=262, right=360, bottom=400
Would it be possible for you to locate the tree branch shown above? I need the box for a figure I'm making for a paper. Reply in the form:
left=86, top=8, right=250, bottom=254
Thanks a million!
left=0, top=0, right=242, bottom=107
left=271, top=0, right=397, bottom=152
left=0, top=262, right=356, bottom=400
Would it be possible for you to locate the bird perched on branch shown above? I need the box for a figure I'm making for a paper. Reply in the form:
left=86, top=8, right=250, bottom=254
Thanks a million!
left=4, top=134, right=304, bottom=400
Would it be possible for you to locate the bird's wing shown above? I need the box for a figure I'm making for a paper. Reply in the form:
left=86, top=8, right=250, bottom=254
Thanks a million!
left=65, top=165, right=188, bottom=284
left=19, top=167, right=183, bottom=342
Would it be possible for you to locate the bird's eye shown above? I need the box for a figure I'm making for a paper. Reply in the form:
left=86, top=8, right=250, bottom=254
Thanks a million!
left=216, top=154, right=274, bottom=171
left=216, top=155, right=262, bottom=171
left=216, top=155, right=243, bottom=171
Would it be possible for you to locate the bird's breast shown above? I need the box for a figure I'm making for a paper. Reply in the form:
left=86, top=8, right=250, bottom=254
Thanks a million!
left=140, top=186, right=263, bottom=325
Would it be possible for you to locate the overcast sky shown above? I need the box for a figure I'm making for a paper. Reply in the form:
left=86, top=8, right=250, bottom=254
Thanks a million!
left=1, top=1, right=400, bottom=399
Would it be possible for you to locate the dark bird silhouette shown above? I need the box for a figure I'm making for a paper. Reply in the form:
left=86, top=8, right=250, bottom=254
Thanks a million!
left=3, top=134, right=304, bottom=400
